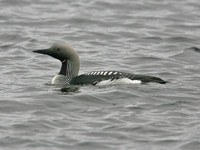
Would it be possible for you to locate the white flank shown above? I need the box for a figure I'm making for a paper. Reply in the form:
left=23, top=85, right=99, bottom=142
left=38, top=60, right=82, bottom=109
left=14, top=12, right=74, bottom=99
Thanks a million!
left=96, top=78, right=142, bottom=86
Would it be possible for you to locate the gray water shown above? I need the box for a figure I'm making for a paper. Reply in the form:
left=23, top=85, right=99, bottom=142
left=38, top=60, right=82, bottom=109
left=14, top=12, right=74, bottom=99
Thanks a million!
left=0, top=0, right=200, bottom=149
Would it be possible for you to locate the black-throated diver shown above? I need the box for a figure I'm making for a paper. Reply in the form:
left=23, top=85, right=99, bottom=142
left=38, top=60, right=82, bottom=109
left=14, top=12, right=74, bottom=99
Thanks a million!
left=33, top=43, right=167, bottom=85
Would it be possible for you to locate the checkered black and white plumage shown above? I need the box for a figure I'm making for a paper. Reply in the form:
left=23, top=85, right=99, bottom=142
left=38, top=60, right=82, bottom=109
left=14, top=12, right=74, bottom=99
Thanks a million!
left=70, top=71, right=167, bottom=85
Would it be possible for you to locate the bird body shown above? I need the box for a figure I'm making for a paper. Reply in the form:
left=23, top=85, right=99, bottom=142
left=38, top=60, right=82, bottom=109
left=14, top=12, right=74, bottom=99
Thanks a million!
left=33, top=43, right=167, bottom=85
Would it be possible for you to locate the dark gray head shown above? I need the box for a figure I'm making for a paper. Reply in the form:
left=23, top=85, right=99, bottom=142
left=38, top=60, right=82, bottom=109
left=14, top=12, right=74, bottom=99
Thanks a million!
left=33, top=43, right=80, bottom=77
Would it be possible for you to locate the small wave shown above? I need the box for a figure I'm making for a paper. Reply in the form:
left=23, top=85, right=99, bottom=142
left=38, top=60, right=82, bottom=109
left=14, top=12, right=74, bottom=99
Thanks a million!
left=188, top=47, right=200, bottom=53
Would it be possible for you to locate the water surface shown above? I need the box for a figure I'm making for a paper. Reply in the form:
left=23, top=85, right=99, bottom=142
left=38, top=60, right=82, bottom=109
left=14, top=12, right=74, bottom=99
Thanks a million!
left=0, top=0, right=200, bottom=149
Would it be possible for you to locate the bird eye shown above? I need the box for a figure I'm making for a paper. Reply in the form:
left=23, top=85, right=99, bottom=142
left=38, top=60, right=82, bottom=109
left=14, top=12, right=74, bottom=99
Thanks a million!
left=57, top=48, right=60, bottom=51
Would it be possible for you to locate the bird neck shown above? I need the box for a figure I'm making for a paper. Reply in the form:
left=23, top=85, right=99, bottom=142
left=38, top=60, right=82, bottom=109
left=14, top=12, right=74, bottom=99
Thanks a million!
left=59, top=59, right=79, bottom=83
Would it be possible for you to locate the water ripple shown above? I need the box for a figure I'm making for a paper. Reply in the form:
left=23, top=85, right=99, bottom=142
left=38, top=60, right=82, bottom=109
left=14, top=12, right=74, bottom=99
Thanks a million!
left=0, top=0, right=200, bottom=149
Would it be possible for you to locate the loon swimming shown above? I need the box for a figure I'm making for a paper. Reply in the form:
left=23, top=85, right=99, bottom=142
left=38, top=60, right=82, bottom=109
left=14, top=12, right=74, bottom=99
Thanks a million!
left=33, top=43, right=167, bottom=85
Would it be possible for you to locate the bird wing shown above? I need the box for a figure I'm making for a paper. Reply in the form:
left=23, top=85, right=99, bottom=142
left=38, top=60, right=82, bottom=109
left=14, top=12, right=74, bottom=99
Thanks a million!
left=70, top=71, right=167, bottom=85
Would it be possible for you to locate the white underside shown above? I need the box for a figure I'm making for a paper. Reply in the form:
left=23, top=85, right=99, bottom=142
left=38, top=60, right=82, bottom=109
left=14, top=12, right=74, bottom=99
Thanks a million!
left=52, top=74, right=68, bottom=85
left=96, top=78, right=142, bottom=86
